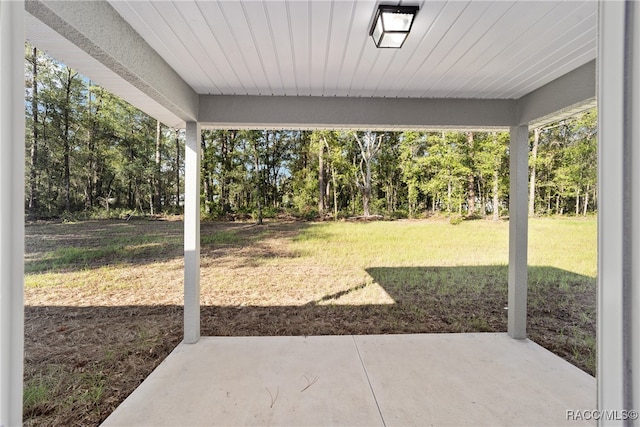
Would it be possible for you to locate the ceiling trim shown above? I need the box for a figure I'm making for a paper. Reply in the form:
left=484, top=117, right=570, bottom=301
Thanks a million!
left=517, top=60, right=596, bottom=128
left=198, top=95, right=517, bottom=131
left=25, top=0, right=198, bottom=124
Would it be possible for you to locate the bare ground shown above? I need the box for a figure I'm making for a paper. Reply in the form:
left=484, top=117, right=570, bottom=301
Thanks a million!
left=23, top=218, right=596, bottom=426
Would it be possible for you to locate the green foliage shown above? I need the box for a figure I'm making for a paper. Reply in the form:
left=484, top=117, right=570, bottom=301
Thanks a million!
left=25, top=44, right=184, bottom=219
left=24, top=380, right=50, bottom=414
left=24, top=44, right=598, bottom=221
left=449, top=214, right=463, bottom=225
left=291, top=168, right=318, bottom=214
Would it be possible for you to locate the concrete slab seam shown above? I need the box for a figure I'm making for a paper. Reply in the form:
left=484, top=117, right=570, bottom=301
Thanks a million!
left=351, top=336, right=386, bottom=427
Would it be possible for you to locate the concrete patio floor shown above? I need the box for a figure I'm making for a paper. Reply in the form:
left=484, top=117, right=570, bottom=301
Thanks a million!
left=101, top=333, right=595, bottom=426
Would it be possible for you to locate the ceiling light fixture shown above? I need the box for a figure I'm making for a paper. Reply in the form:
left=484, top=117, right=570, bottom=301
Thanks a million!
left=370, top=5, right=419, bottom=48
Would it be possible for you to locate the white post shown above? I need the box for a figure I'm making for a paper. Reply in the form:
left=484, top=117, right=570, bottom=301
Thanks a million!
left=184, top=122, right=201, bottom=344
left=597, top=0, right=639, bottom=421
left=0, top=1, right=25, bottom=425
left=631, top=1, right=640, bottom=416
left=508, top=125, right=528, bottom=339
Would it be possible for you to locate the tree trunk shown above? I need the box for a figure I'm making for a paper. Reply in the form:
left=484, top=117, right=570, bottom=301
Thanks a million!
left=254, top=136, right=264, bottom=225
left=154, top=120, right=162, bottom=213
left=408, top=182, right=415, bottom=217
left=29, top=47, right=39, bottom=217
left=86, top=82, right=99, bottom=210
left=575, top=191, right=580, bottom=216
left=362, top=158, right=372, bottom=216
left=149, top=181, right=154, bottom=216
left=583, top=184, right=590, bottom=216
left=220, top=131, right=234, bottom=214
left=466, top=132, right=476, bottom=216
left=63, top=69, right=74, bottom=212
left=354, top=132, right=381, bottom=217
left=318, top=143, right=325, bottom=216
left=175, top=129, right=180, bottom=208
left=492, top=132, right=500, bottom=221
left=478, top=178, right=486, bottom=216
left=331, top=164, right=338, bottom=221
left=201, top=134, right=212, bottom=214
left=528, top=128, right=540, bottom=216
left=360, top=174, right=371, bottom=217
left=492, top=167, right=500, bottom=221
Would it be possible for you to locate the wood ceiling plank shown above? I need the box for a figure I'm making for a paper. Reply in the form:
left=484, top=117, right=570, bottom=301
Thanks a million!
left=219, top=0, right=273, bottom=95
left=389, top=0, right=471, bottom=97
left=333, top=0, right=375, bottom=97
left=239, top=0, right=284, bottom=95
left=490, top=5, right=597, bottom=98
left=287, top=0, right=311, bottom=95
left=412, top=1, right=513, bottom=98
left=198, top=1, right=258, bottom=94
left=425, top=1, right=560, bottom=98
left=154, top=1, right=227, bottom=94
left=308, top=0, right=332, bottom=96
left=437, top=1, right=593, bottom=99
left=263, top=0, right=296, bottom=95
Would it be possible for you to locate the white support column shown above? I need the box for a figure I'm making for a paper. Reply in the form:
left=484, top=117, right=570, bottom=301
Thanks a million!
left=184, top=122, right=201, bottom=344
left=0, top=1, right=25, bottom=425
left=597, top=0, right=639, bottom=420
left=631, top=2, right=640, bottom=417
left=508, top=125, right=528, bottom=340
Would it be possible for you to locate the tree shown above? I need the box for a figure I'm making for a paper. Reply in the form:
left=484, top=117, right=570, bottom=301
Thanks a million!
left=154, top=120, right=162, bottom=214
left=489, top=132, right=509, bottom=220
left=353, top=131, right=382, bottom=216
left=399, top=132, right=428, bottom=217
left=26, top=45, right=40, bottom=217
left=317, top=134, right=326, bottom=216
left=528, top=128, right=541, bottom=216
left=375, top=133, right=402, bottom=214
left=53, top=66, right=83, bottom=212
left=464, top=132, right=477, bottom=216
left=175, top=128, right=182, bottom=209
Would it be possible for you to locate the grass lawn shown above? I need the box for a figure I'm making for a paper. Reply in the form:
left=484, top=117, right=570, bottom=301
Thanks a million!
left=23, top=216, right=596, bottom=426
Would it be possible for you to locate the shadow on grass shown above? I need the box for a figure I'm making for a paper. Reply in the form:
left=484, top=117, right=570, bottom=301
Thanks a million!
left=364, top=265, right=596, bottom=377
left=25, top=265, right=595, bottom=372
left=24, top=264, right=595, bottom=425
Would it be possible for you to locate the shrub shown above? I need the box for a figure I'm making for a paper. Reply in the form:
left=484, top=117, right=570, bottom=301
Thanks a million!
left=449, top=214, right=463, bottom=225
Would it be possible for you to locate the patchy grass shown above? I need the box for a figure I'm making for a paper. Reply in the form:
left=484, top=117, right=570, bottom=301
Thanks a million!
left=24, top=216, right=596, bottom=426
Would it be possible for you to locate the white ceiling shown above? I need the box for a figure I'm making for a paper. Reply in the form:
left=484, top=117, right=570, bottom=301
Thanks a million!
left=107, top=0, right=597, bottom=99
left=24, top=0, right=598, bottom=129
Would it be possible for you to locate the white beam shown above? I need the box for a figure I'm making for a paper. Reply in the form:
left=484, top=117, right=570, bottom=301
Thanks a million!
left=597, top=0, right=639, bottom=421
left=199, top=95, right=517, bottom=130
left=508, top=125, right=528, bottom=340
left=25, top=0, right=198, bottom=126
left=184, top=122, right=201, bottom=344
left=517, top=60, right=596, bottom=128
left=0, top=0, right=25, bottom=425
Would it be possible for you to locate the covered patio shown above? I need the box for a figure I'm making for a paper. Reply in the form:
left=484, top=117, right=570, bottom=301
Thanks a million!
left=1, top=0, right=639, bottom=425
left=101, top=334, right=595, bottom=426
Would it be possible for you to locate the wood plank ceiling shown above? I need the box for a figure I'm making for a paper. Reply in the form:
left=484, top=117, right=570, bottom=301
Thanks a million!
left=107, top=0, right=597, bottom=99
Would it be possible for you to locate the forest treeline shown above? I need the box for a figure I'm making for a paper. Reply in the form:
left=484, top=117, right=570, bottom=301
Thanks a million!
left=24, top=45, right=598, bottom=221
